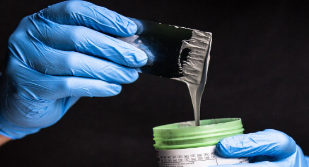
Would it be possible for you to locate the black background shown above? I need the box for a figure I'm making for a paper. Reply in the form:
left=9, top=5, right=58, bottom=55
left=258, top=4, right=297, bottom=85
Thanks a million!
left=1, top=0, right=309, bottom=166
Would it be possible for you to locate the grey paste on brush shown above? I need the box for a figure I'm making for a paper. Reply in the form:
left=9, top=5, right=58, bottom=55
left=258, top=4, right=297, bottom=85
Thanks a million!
left=175, top=30, right=212, bottom=126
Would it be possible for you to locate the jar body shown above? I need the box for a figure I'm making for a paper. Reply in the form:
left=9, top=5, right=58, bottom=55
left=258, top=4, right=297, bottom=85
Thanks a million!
left=157, top=146, right=248, bottom=167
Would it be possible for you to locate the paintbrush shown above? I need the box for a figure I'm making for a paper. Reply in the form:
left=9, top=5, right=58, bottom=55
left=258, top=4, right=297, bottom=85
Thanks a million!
left=117, top=18, right=212, bottom=126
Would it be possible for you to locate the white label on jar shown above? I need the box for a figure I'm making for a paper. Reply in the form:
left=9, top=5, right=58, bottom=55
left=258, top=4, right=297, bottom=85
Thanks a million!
left=156, top=146, right=248, bottom=167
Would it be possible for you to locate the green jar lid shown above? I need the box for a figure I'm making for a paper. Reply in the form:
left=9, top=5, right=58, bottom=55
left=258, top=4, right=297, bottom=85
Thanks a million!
left=153, top=118, right=244, bottom=150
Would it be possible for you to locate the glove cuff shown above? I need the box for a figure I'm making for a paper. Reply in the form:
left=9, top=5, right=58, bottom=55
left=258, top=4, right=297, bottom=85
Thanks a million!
left=0, top=131, right=15, bottom=139
left=0, top=114, right=40, bottom=139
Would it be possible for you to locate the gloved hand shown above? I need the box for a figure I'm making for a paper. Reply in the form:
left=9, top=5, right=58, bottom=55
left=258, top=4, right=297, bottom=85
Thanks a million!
left=212, top=129, right=308, bottom=167
left=0, top=1, right=147, bottom=139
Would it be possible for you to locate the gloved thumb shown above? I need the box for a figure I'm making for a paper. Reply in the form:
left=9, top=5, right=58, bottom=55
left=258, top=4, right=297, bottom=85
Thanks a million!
left=211, top=146, right=308, bottom=167
left=215, top=129, right=296, bottom=160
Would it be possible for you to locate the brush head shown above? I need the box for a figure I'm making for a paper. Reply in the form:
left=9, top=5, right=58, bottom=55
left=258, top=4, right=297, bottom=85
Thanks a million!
left=117, top=18, right=212, bottom=86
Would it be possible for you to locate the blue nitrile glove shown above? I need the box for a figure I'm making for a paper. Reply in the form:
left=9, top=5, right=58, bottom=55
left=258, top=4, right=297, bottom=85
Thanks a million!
left=0, top=1, right=147, bottom=139
left=211, top=129, right=308, bottom=167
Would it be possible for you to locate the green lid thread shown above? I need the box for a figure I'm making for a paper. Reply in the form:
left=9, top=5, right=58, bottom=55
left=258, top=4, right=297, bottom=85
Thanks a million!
left=153, top=118, right=244, bottom=150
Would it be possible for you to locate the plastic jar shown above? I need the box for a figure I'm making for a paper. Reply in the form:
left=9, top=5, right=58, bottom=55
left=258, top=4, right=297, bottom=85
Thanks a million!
left=153, top=118, right=249, bottom=167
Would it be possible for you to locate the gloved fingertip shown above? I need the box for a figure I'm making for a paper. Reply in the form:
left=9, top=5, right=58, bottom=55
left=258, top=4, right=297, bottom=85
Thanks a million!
left=125, top=19, right=138, bottom=36
left=215, top=139, right=234, bottom=157
left=109, top=84, right=122, bottom=96
left=136, top=50, right=148, bottom=67
left=126, top=49, right=148, bottom=67
left=126, top=69, right=139, bottom=83
left=215, top=134, right=251, bottom=158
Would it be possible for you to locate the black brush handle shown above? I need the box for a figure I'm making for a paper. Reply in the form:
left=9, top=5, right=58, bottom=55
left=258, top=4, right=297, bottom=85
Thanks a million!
left=117, top=18, right=192, bottom=79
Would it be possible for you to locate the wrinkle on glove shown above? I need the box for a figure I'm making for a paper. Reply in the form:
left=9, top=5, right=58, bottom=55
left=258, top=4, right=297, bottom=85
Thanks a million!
left=0, top=1, right=147, bottom=139
left=211, top=129, right=308, bottom=167
left=39, top=1, right=137, bottom=36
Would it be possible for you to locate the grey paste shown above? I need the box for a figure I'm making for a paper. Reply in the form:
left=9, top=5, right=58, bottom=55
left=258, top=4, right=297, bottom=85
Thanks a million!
left=176, top=30, right=212, bottom=126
